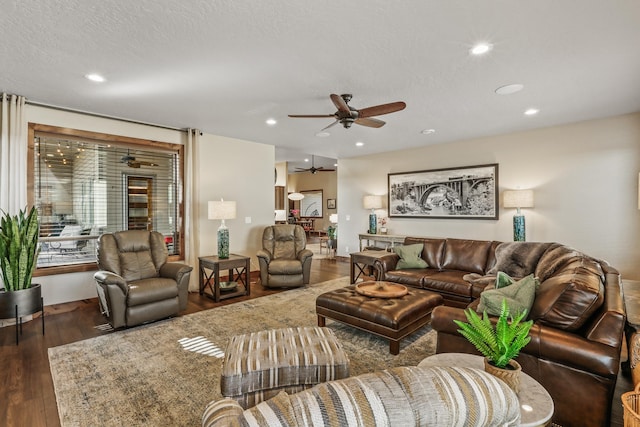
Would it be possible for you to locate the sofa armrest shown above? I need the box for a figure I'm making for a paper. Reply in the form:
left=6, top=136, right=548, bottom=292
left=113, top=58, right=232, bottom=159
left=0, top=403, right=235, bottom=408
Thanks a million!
left=374, top=253, right=400, bottom=274
left=202, top=398, right=244, bottom=427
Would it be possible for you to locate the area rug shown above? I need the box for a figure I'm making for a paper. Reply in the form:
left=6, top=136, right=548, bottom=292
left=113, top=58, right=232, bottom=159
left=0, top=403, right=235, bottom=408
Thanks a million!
left=48, top=277, right=436, bottom=426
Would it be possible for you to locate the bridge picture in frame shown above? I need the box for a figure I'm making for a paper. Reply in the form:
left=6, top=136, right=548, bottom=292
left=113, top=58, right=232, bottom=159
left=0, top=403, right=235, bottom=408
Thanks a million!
left=388, top=163, right=498, bottom=219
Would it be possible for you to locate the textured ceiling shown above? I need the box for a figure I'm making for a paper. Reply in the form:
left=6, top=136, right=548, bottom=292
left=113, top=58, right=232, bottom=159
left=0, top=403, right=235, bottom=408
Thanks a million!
left=2, top=1, right=640, bottom=172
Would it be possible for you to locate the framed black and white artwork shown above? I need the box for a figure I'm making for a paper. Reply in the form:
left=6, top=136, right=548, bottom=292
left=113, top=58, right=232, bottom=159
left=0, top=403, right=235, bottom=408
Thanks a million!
left=388, top=164, right=498, bottom=219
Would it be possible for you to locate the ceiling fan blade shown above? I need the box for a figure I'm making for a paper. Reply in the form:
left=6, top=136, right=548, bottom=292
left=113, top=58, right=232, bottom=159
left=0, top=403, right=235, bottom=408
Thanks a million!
left=357, top=101, right=406, bottom=118
left=288, top=114, right=335, bottom=118
left=317, top=168, right=336, bottom=172
left=320, top=120, right=340, bottom=131
left=127, top=161, right=141, bottom=168
left=355, top=117, right=386, bottom=128
left=330, top=94, right=351, bottom=115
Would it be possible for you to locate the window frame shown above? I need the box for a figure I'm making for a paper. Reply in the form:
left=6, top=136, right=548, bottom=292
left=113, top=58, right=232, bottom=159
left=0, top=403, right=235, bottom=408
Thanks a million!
left=28, top=123, right=185, bottom=277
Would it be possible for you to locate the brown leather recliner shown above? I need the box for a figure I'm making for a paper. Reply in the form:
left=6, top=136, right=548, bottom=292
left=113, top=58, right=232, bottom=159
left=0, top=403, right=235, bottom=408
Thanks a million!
left=256, top=224, right=313, bottom=288
left=94, top=230, right=193, bottom=328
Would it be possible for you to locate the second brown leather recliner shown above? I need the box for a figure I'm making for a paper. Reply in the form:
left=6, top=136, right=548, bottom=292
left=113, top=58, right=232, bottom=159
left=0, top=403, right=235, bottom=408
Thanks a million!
left=256, top=224, right=313, bottom=288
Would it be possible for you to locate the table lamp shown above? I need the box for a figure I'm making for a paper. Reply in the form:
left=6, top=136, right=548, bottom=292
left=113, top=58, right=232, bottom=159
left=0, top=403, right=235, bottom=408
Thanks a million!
left=503, top=190, right=534, bottom=241
left=208, top=199, right=236, bottom=258
left=363, top=195, right=383, bottom=234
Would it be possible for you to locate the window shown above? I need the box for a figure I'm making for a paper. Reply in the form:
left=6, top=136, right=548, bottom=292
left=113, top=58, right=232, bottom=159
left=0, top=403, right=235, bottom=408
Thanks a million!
left=29, top=124, right=184, bottom=274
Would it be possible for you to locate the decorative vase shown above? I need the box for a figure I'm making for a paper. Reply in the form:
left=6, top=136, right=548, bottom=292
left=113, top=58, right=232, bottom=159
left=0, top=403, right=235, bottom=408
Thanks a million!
left=368, top=212, right=377, bottom=234
left=217, top=222, right=230, bottom=259
left=483, top=357, right=521, bottom=393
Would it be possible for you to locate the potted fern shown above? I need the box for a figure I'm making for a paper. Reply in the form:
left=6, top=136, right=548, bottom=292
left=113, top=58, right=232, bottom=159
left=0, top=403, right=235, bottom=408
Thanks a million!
left=453, top=298, right=533, bottom=392
left=0, top=206, right=42, bottom=336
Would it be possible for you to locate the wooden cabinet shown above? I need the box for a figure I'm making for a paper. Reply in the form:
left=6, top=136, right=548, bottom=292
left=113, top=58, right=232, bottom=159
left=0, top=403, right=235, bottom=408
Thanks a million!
left=127, top=176, right=153, bottom=231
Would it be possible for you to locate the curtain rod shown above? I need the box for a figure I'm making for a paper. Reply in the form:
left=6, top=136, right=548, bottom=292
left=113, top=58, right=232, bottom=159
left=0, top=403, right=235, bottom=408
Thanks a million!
left=25, top=99, right=186, bottom=132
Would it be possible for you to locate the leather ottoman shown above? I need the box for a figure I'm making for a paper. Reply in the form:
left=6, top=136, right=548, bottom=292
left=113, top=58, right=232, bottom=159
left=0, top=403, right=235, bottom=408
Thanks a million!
left=220, top=326, right=350, bottom=409
left=316, top=283, right=443, bottom=354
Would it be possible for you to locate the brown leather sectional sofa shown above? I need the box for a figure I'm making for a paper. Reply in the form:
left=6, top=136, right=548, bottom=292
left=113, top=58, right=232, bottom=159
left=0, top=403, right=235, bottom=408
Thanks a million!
left=374, top=237, right=625, bottom=427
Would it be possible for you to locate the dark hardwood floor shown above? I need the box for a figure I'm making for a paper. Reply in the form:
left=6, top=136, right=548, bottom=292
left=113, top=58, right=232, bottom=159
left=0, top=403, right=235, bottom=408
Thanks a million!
left=0, top=254, right=631, bottom=426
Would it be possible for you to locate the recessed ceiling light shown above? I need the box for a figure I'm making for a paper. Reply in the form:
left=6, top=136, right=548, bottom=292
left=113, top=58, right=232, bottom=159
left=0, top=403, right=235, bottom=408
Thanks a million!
left=355, top=141, right=364, bottom=147
left=524, top=108, right=539, bottom=116
left=304, top=158, right=309, bottom=162
left=470, top=43, right=492, bottom=55
left=333, top=163, right=338, bottom=167
left=421, top=129, right=436, bottom=135
left=495, top=84, right=524, bottom=95
left=315, top=131, right=330, bottom=138
left=85, top=73, right=105, bottom=83
left=265, top=118, right=277, bottom=126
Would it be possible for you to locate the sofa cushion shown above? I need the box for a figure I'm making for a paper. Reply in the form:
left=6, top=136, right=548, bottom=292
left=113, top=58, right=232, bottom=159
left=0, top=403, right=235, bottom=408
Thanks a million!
left=530, top=259, right=605, bottom=331
left=394, top=243, right=429, bottom=269
left=404, top=237, right=446, bottom=269
left=441, top=238, right=492, bottom=274
left=422, top=271, right=474, bottom=298
left=477, top=274, right=538, bottom=317
left=487, top=242, right=552, bottom=278
left=383, top=269, right=431, bottom=288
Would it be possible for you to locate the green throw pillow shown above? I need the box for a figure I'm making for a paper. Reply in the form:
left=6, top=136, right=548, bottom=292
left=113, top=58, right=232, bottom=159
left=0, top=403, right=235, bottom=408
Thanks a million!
left=477, top=274, right=539, bottom=317
left=496, top=271, right=516, bottom=289
left=394, top=243, right=428, bottom=269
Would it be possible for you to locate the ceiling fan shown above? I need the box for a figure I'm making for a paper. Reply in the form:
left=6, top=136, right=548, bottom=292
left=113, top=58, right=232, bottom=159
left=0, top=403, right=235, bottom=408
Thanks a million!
left=121, top=151, right=159, bottom=168
left=295, top=155, right=335, bottom=174
left=288, top=93, right=406, bottom=130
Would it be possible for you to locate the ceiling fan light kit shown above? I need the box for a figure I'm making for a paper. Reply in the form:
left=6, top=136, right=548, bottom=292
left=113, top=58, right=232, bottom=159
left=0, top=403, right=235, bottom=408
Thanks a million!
left=289, top=93, right=406, bottom=130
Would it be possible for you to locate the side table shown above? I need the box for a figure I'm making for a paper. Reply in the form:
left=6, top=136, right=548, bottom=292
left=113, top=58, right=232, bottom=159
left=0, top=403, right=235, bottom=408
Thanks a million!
left=418, top=353, right=554, bottom=427
left=349, top=251, right=390, bottom=284
left=199, top=254, right=251, bottom=302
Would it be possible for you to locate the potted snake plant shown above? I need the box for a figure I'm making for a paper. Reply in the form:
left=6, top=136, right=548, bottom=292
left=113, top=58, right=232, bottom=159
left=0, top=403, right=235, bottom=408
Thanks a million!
left=453, top=298, right=533, bottom=392
left=0, top=206, right=42, bottom=323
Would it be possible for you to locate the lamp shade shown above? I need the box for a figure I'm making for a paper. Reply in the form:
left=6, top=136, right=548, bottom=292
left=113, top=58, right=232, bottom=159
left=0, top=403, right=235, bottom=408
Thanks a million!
left=329, top=213, right=338, bottom=223
left=503, top=190, right=534, bottom=209
left=288, top=192, right=305, bottom=201
left=274, top=210, right=287, bottom=221
left=363, top=195, right=383, bottom=210
left=208, top=200, right=237, bottom=220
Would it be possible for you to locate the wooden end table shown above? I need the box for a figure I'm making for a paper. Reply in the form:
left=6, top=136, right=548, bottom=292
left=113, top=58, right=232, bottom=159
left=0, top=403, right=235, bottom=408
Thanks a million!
left=350, top=250, right=390, bottom=284
left=199, top=254, right=250, bottom=302
left=418, top=353, right=554, bottom=427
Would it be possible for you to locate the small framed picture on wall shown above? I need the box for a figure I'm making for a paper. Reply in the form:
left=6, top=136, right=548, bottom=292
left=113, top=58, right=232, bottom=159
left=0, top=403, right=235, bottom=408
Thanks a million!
left=327, top=199, right=336, bottom=209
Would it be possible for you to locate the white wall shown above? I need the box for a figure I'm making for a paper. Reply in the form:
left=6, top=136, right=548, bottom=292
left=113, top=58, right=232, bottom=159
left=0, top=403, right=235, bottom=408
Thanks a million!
left=26, top=105, right=275, bottom=305
left=337, top=113, right=640, bottom=280
left=196, top=133, right=275, bottom=272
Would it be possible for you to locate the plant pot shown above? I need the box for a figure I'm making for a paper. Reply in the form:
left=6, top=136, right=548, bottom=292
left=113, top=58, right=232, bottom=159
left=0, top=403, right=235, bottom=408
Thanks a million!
left=483, top=357, right=521, bottom=393
left=0, top=284, right=42, bottom=319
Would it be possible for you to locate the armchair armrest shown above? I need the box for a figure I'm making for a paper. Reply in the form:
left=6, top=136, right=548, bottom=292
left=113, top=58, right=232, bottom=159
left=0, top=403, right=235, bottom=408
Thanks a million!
left=256, top=249, right=272, bottom=263
left=298, top=248, right=313, bottom=263
left=93, top=271, right=128, bottom=294
left=160, top=262, right=193, bottom=282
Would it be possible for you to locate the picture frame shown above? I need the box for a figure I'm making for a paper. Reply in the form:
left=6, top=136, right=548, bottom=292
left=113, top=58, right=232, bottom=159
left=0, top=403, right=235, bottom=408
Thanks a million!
left=388, top=163, right=498, bottom=219
left=300, top=190, right=323, bottom=218
left=327, top=198, right=336, bottom=209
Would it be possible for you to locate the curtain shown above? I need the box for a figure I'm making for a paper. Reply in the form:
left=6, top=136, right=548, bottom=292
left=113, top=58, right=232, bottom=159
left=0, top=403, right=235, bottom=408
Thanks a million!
left=184, top=128, right=201, bottom=292
left=0, top=93, right=27, bottom=214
